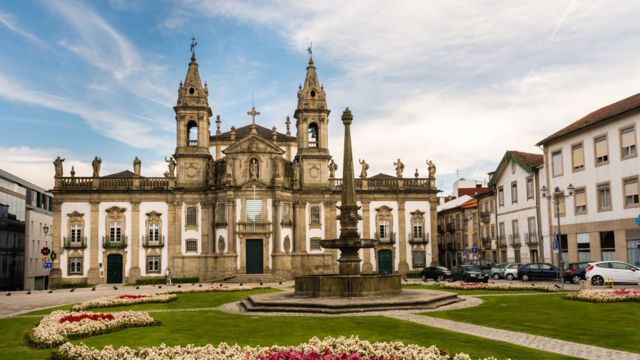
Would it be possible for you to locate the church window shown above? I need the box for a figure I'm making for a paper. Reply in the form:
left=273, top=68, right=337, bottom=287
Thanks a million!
left=217, top=236, right=225, bottom=253
left=186, top=239, right=198, bottom=253
left=216, top=203, right=226, bottom=224
left=146, top=256, right=160, bottom=273
left=308, top=123, right=318, bottom=148
left=246, top=199, right=263, bottom=223
left=379, top=219, right=390, bottom=240
left=186, top=206, right=197, bottom=227
left=69, top=257, right=82, bottom=274
left=310, top=205, right=321, bottom=225
left=310, top=237, right=322, bottom=250
left=310, top=89, right=316, bottom=97
left=187, top=121, right=198, bottom=146
left=188, top=86, right=195, bottom=95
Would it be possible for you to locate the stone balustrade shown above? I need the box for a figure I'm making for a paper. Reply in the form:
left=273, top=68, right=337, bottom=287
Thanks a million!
left=55, top=176, right=174, bottom=191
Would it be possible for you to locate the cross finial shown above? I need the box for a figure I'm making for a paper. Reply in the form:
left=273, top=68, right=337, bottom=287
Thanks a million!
left=247, top=106, right=260, bottom=125
left=306, top=41, right=313, bottom=61
left=190, top=35, right=198, bottom=57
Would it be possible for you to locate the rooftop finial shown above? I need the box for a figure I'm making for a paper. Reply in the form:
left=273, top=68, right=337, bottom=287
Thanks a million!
left=190, top=35, right=198, bottom=60
left=306, top=41, right=313, bottom=64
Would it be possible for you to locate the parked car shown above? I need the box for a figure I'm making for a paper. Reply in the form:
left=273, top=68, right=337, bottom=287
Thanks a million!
left=563, top=262, right=591, bottom=284
left=503, top=263, right=523, bottom=280
left=585, top=261, right=640, bottom=285
left=490, top=263, right=509, bottom=279
left=452, top=265, right=489, bottom=283
left=420, top=266, right=452, bottom=282
left=517, top=263, right=558, bottom=281
left=463, top=259, right=495, bottom=273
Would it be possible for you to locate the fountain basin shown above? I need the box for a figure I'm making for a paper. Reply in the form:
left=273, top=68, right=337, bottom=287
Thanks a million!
left=294, top=273, right=401, bottom=298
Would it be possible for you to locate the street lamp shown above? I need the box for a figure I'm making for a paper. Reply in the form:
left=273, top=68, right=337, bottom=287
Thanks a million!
left=541, top=183, right=574, bottom=289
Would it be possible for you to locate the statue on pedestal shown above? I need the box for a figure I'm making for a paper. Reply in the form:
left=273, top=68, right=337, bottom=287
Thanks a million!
left=328, top=159, right=338, bottom=178
left=91, top=156, right=102, bottom=178
left=358, top=159, right=369, bottom=179
left=394, top=158, right=404, bottom=178
left=53, top=156, right=65, bottom=177
left=165, top=157, right=176, bottom=177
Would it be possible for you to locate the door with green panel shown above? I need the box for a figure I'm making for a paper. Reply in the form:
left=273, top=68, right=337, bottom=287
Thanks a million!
left=246, top=239, right=264, bottom=274
left=378, top=249, right=393, bottom=275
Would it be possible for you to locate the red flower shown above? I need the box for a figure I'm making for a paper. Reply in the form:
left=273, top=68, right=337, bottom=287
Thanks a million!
left=59, top=313, right=115, bottom=323
left=118, top=295, right=149, bottom=299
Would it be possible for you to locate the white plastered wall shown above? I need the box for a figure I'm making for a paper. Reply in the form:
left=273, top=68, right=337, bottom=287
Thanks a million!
left=60, top=202, right=91, bottom=278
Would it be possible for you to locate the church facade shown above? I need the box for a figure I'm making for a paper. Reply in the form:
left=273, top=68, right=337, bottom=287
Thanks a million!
left=49, top=52, right=439, bottom=286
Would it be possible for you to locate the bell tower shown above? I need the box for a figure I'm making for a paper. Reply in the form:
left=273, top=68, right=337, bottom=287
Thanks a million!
left=293, top=53, right=331, bottom=188
left=173, top=43, right=212, bottom=188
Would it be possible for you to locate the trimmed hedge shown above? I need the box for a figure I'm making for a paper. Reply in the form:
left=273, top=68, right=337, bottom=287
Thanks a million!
left=135, top=277, right=199, bottom=285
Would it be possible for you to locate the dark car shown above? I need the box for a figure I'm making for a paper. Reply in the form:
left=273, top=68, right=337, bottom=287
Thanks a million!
left=564, top=262, right=591, bottom=284
left=517, top=263, right=558, bottom=281
left=420, top=266, right=452, bottom=282
left=463, top=259, right=495, bottom=273
left=452, top=265, right=489, bottom=283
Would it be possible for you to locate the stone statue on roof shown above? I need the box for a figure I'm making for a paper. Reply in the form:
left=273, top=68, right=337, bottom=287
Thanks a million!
left=91, top=156, right=102, bottom=178
left=328, top=159, right=338, bottom=178
left=394, top=158, right=404, bottom=178
left=359, top=159, right=369, bottom=179
left=427, top=160, right=436, bottom=178
left=53, top=156, right=65, bottom=177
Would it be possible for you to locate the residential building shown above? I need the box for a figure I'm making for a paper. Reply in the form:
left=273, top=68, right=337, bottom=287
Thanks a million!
left=453, top=179, right=488, bottom=197
left=0, top=169, right=53, bottom=291
left=437, top=195, right=478, bottom=268
left=489, top=151, right=545, bottom=264
left=50, top=53, right=440, bottom=287
left=474, top=188, right=497, bottom=262
left=537, top=92, right=640, bottom=266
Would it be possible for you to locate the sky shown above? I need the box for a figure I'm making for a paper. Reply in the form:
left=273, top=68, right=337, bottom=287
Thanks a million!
left=1, top=0, right=640, bottom=194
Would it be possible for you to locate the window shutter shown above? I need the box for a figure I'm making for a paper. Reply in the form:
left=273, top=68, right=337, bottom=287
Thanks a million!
left=572, top=145, right=584, bottom=168
left=552, top=152, right=563, bottom=175
left=595, top=136, right=608, bottom=158
left=621, top=127, right=635, bottom=148
left=246, top=200, right=263, bottom=223
left=625, top=179, right=638, bottom=196
left=575, top=190, right=586, bottom=207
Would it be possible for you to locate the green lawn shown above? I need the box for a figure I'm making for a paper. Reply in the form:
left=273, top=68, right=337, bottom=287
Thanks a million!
left=1, top=289, right=577, bottom=360
left=427, top=293, right=640, bottom=353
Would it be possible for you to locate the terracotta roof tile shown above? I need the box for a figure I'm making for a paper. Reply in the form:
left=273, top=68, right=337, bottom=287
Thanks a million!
left=509, top=150, right=543, bottom=168
left=537, top=92, right=640, bottom=145
left=102, top=170, right=137, bottom=178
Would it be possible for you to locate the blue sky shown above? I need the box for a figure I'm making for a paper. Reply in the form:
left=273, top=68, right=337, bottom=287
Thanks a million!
left=2, top=1, right=640, bottom=193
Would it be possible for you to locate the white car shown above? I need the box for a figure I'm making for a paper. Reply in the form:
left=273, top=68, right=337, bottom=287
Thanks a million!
left=585, top=261, right=640, bottom=285
left=503, top=263, right=523, bottom=281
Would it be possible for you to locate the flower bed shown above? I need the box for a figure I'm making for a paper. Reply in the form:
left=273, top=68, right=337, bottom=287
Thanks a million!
left=563, top=288, right=640, bottom=303
left=437, top=281, right=558, bottom=292
left=30, top=310, right=156, bottom=347
left=161, top=285, right=263, bottom=295
left=71, top=293, right=177, bottom=311
left=55, top=335, right=497, bottom=360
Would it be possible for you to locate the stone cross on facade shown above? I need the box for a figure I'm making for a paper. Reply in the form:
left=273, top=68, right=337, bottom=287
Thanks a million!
left=247, top=106, right=260, bottom=124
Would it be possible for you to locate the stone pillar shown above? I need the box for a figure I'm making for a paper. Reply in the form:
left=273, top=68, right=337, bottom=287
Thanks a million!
left=128, top=202, right=141, bottom=283
left=172, top=201, right=182, bottom=270
left=293, top=201, right=307, bottom=253
left=590, top=231, right=601, bottom=261
left=49, top=200, right=63, bottom=288
left=199, top=201, right=211, bottom=281
left=397, top=200, right=409, bottom=275
left=272, top=200, right=281, bottom=254
left=167, top=199, right=176, bottom=262
left=361, top=201, right=373, bottom=273
left=430, top=201, right=439, bottom=266
left=614, top=229, right=627, bottom=262
left=87, top=201, right=100, bottom=284
left=229, top=200, right=236, bottom=254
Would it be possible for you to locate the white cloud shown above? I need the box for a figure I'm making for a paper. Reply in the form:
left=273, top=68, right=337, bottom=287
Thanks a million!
left=0, top=11, right=42, bottom=45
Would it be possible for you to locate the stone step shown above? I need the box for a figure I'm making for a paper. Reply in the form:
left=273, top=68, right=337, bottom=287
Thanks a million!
left=241, top=297, right=461, bottom=314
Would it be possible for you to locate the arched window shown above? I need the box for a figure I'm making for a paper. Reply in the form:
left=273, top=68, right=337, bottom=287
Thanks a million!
left=308, top=123, right=318, bottom=147
left=217, top=236, right=225, bottom=253
left=187, top=120, right=198, bottom=146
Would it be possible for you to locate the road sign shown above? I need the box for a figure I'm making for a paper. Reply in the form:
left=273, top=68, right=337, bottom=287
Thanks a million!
left=552, top=238, right=559, bottom=253
left=40, top=247, right=51, bottom=256
left=635, top=214, right=640, bottom=226
left=43, top=262, right=52, bottom=270
left=42, top=256, right=49, bottom=263
left=472, top=247, right=478, bottom=254
left=50, top=251, right=57, bottom=261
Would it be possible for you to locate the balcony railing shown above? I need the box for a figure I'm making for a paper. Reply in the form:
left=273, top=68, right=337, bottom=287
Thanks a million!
left=509, top=233, right=521, bottom=246
left=142, top=235, right=165, bottom=248
left=374, top=232, right=396, bottom=245
left=525, top=232, right=539, bottom=245
left=446, top=223, right=456, bottom=233
left=63, top=236, right=87, bottom=249
left=188, top=140, right=198, bottom=146
left=480, top=211, right=491, bottom=223
left=408, top=233, right=429, bottom=245
left=329, top=177, right=434, bottom=190
left=497, top=235, right=507, bottom=247
left=102, top=236, right=128, bottom=248
left=238, top=222, right=270, bottom=232
left=56, top=176, right=173, bottom=191
left=481, top=236, right=492, bottom=249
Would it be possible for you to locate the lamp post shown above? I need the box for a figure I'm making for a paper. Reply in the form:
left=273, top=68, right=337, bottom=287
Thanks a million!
left=541, top=184, right=574, bottom=289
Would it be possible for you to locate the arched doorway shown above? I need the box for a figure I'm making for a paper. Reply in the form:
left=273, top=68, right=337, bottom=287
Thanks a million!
left=378, top=250, right=393, bottom=275
left=107, top=254, right=123, bottom=283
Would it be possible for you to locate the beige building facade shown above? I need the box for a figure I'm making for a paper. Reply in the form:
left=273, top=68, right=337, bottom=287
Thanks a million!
left=49, top=54, right=439, bottom=286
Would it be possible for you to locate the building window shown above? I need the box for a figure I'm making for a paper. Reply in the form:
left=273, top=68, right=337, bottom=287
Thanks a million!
left=571, top=143, right=585, bottom=171
left=68, top=257, right=82, bottom=274
left=412, top=250, right=426, bottom=268
left=498, top=186, right=504, bottom=206
left=148, top=223, right=159, bottom=242
left=514, top=249, right=521, bottom=263
left=511, top=181, right=518, bottom=203
left=620, top=125, right=637, bottom=159
left=574, top=187, right=587, bottom=214
left=70, top=224, right=82, bottom=243
left=147, top=256, right=160, bottom=273
left=217, top=236, right=225, bottom=253
left=246, top=199, right=263, bottom=223
left=623, top=177, right=640, bottom=207
left=310, top=205, right=321, bottom=225
left=490, top=224, right=495, bottom=239
left=527, top=217, right=536, bottom=240
left=597, top=182, right=612, bottom=211
left=310, top=237, right=322, bottom=250
left=109, top=222, right=122, bottom=241
left=577, top=233, right=590, bottom=262
left=526, top=176, right=534, bottom=199
left=379, top=219, right=390, bottom=239
left=600, top=231, right=616, bottom=261
left=282, top=203, right=291, bottom=224
left=594, top=135, right=609, bottom=165
left=511, top=220, right=519, bottom=242
left=186, top=206, right=197, bottom=226
left=413, top=223, right=423, bottom=240
left=216, top=203, right=226, bottom=223
left=186, top=239, right=198, bottom=253
left=551, top=150, right=563, bottom=176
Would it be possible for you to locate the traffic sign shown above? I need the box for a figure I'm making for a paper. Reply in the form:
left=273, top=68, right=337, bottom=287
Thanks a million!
left=50, top=251, right=57, bottom=262
left=42, top=256, right=49, bottom=263
left=552, top=238, right=559, bottom=253
left=40, top=247, right=51, bottom=256
left=43, top=262, right=52, bottom=270
left=635, top=214, right=640, bottom=226
left=472, top=247, right=478, bottom=254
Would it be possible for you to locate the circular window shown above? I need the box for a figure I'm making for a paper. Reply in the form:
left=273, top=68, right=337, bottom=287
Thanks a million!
left=310, top=90, right=316, bottom=97
left=189, top=87, right=195, bottom=95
